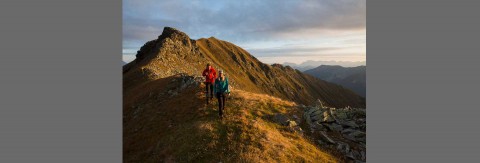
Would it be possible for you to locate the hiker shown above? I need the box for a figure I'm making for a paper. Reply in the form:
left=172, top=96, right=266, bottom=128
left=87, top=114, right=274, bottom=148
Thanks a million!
left=202, top=63, right=217, bottom=103
left=214, top=70, right=230, bottom=119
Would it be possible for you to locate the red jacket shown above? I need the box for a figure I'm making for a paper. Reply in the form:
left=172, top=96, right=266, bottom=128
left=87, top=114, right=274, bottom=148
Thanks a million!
left=202, top=67, right=217, bottom=83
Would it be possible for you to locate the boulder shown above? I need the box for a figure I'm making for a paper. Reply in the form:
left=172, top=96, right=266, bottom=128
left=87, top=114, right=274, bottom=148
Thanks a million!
left=287, top=120, right=297, bottom=128
left=319, top=131, right=336, bottom=144
left=313, top=122, right=327, bottom=131
left=322, top=111, right=335, bottom=122
left=331, top=109, right=348, bottom=121
left=292, top=115, right=300, bottom=123
left=304, top=112, right=312, bottom=125
left=346, top=151, right=355, bottom=160
left=290, top=126, right=303, bottom=134
left=351, top=150, right=361, bottom=160
left=348, top=130, right=366, bottom=142
left=341, top=128, right=355, bottom=134
left=311, top=113, right=324, bottom=122
left=273, top=113, right=290, bottom=126
left=349, top=130, right=366, bottom=138
left=325, top=123, right=343, bottom=132
left=341, top=121, right=359, bottom=128
left=336, top=142, right=350, bottom=154
left=285, top=119, right=302, bottom=134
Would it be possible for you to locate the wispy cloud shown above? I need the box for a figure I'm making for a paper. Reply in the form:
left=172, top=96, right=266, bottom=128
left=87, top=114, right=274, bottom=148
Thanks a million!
left=123, top=0, right=366, bottom=63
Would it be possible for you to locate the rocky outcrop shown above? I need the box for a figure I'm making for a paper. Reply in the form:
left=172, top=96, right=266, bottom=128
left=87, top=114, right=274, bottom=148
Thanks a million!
left=165, top=73, right=203, bottom=97
left=303, top=101, right=366, bottom=162
left=272, top=113, right=303, bottom=134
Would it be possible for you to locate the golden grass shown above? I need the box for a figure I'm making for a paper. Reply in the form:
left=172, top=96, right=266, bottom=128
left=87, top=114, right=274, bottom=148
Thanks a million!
left=123, top=79, right=339, bottom=162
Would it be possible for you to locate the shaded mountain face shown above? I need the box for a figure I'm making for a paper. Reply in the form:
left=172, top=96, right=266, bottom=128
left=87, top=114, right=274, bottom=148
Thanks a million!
left=123, top=27, right=365, bottom=108
left=304, top=65, right=366, bottom=97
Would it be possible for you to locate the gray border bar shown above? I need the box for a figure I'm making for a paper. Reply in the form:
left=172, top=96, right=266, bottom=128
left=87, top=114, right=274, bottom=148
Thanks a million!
left=0, top=0, right=121, bottom=162
left=368, top=0, right=480, bottom=162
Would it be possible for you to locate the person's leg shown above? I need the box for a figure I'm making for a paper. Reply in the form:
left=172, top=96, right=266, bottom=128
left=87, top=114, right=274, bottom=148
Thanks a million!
left=209, top=84, right=214, bottom=99
left=217, top=93, right=223, bottom=118
left=221, top=93, right=226, bottom=116
left=205, top=83, right=209, bottom=95
left=205, top=82, right=210, bottom=103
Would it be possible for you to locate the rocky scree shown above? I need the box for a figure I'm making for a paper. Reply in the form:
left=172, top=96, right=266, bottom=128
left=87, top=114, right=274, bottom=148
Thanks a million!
left=302, top=101, right=366, bottom=162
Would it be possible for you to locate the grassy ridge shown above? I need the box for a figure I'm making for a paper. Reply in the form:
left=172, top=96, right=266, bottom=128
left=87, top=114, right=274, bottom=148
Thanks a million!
left=123, top=77, right=338, bottom=162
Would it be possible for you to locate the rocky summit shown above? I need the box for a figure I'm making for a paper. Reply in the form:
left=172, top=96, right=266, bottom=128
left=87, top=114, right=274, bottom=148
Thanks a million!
left=123, top=27, right=367, bottom=162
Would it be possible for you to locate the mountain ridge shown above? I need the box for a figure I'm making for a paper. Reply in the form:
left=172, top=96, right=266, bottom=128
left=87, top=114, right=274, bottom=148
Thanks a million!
left=123, top=27, right=365, bottom=108
left=304, top=65, right=366, bottom=97
left=123, top=27, right=367, bottom=162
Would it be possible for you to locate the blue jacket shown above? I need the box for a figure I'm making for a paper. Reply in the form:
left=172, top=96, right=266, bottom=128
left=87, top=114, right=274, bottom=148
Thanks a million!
left=213, top=77, right=230, bottom=94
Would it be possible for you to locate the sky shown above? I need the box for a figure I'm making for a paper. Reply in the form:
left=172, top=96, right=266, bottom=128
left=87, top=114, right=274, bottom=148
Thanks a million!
left=123, top=0, right=366, bottom=65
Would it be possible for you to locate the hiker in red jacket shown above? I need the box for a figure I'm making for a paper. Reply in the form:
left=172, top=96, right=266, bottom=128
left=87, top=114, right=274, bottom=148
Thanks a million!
left=202, top=63, right=217, bottom=103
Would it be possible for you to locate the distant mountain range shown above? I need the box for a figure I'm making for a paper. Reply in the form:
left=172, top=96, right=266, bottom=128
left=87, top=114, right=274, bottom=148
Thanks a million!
left=283, top=60, right=366, bottom=71
left=304, top=65, right=366, bottom=97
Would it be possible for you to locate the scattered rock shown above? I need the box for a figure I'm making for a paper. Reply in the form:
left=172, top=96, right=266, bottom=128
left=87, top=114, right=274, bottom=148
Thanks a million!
left=292, top=115, right=301, bottom=123
left=325, top=123, right=343, bottom=132
left=273, top=113, right=290, bottom=126
left=341, top=128, right=355, bottom=134
left=311, top=113, right=324, bottom=122
left=351, top=150, right=361, bottom=160
left=350, top=130, right=365, bottom=137
left=336, top=142, right=350, bottom=154
left=287, top=120, right=297, bottom=128
left=290, top=126, right=303, bottom=135
left=302, top=105, right=366, bottom=162
left=313, top=122, right=327, bottom=131
left=349, top=130, right=366, bottom=142
left=319, top=131, right=336, bottom=144
left=322, top=111, right=335, bottom=122
left=341, top=121, right=359, bottom=128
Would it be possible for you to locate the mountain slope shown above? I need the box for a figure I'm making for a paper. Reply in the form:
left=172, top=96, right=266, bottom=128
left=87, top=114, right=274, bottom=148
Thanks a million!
left=123, top=27, right=367, bottom=162
left=123, top=27, right=365, bottom=108
left=123, top=74, right=338, bottom=162
left=304, top=65, right=366, bottom=97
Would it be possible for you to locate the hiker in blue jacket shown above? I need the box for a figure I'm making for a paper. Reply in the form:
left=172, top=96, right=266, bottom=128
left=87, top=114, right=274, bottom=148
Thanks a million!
left=213, top=70, right=230, bottom=119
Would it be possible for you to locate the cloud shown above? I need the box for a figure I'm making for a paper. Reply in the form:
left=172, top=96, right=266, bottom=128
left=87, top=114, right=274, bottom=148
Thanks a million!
left=123, top=0, right=366, bottom=63
left=124, top=0, right=365, bottom=43
left=247, top=46, right=343, bottom=57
